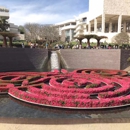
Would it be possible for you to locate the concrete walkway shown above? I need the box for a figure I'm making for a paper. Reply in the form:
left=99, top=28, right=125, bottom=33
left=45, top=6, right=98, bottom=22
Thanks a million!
left=0, top=123, right=130, bottom=130
left=0, top=118, right=130, bottom=130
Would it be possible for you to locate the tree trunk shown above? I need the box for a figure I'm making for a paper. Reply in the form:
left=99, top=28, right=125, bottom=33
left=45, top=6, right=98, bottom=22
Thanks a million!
left=79, top=39, right=82, bottom=49
left=2, top=35, right=7, bottom=47
left=9, top=37, right=13, bottom=47
left=87, top=38, right=90, bottom=47
left=97, top=40, right=100, bottom=47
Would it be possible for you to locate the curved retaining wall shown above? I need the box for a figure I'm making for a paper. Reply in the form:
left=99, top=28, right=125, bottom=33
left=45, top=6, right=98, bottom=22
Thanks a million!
left=59, top=49, right=130, bottom=70
left=0, top=48, right=48, bottom=72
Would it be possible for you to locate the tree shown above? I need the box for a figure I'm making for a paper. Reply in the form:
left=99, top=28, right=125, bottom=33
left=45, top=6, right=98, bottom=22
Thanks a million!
left=39, top=25, right=59, bottom=44
left=24, top=23, right=40, bottom=42
left=24, top=23, right=60, bottom=46
left=74, top=34, right=84, bottom=49
left=113, top=32, right=130, bottom=44
left=18, top=25, right=25, bottom=34
left=0, top=17, right=10, bottom=32
left=94, top=35, right=108, bottom=47
left=84, top=34, right=97, bottom=47
left=61, top=30, right=65, bottom=42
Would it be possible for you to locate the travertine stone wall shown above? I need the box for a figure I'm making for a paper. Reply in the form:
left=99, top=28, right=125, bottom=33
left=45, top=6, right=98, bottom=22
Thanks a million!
left=0, top=48, right=129, bottom=72
left=59, top=49, right=121, bottom=70
left=0, top=48, right=48, bottom=72
left=121, top=49, right=130, bottom=70
left=104, top=0, right=130, bottom=15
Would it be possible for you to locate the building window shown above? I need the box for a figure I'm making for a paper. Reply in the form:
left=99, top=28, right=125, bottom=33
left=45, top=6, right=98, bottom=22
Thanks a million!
left=82, top=17, right=87, bottom=22
left=71, top=23, right=76, bottom=25
left=72, top=30, right=75, bottom=38
left=65, top=30, right=70, bottom=37
left=65, top=36, right=70, bottom=42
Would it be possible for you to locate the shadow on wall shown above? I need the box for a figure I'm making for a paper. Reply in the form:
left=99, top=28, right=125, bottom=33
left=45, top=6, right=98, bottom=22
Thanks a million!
left=0, top=48, right=48, bottom=72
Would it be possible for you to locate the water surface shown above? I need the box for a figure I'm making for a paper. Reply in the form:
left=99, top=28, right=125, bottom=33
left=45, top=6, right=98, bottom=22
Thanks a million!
left=1, top=95, right=130, bottom=119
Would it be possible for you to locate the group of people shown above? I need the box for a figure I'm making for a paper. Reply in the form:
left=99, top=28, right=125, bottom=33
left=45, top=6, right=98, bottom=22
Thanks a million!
left=21, top=42, right=130, bottom=50
left=85, top=45, right=130, bottom=49
left=22, top=42, right=39, bottom=48
left=55, top=44, right=64, bottom=49
left=83, top=45, right=119, bottom=49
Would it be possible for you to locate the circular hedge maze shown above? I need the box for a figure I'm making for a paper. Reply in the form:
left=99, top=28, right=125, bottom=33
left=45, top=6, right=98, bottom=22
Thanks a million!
left=0, top=69, right=130, bottom=109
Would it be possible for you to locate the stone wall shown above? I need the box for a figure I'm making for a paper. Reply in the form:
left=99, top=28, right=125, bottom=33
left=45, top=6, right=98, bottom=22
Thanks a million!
left=104, top=0, right=130, bottom=15
left=0, top=48, right=129, bottom=72
left=121, top=49, right=130, bottom=70
left=59, top=49, right=122, bottom=70
left=0, top=48, right=48, bottom=72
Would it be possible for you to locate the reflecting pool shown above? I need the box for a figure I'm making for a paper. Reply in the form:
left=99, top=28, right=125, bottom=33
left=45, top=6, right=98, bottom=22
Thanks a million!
left=1, top=95, right=130, bottom=119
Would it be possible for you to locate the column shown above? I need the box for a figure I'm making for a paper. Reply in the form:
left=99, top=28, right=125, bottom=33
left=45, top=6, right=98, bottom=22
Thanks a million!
left=128, top=23, right=130, bottom=32
left=115, top=24, right=118, bottom=32
left=69, top=29, right=72, bottom=41
left=129, top=23, right=130, bottom=32
left=109, top=21, right=112, bottom=33
left=102, top=13, right=105, bottom=33
left=123, top=21, right=126, bottom=32
left=118, top=15, right=122, bottom=33
left=88, top=22, right=91, bottom=33
left=94, top=18, right=97, bottom=33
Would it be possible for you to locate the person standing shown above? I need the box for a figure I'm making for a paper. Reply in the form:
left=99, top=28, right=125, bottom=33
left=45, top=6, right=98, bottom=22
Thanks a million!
left=46, top=43, right=48, bottom=49
left=21, top=42, right=24, bottom=48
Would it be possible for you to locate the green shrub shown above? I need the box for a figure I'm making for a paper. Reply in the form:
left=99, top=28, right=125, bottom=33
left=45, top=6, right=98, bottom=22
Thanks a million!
left=127, top=57, right=130, bottom=62
left=12, top=43, right=22, bottom=48
left=85, top=84, right=98, bottom=88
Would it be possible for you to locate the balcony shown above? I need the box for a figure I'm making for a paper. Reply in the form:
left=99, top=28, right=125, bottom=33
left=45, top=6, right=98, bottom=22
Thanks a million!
left=76, top=25, right=84, bottom=32
left=74, top=31, right=84, bottom=37
left=76, top=21, right=87, bottom=28
left=0, top=12, right=9, bottom=18
left=61, top=25, right=76, bottom=30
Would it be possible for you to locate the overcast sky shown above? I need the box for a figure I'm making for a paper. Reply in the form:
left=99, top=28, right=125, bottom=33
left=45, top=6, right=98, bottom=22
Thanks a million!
left=0, top=0, right=89, bottom=26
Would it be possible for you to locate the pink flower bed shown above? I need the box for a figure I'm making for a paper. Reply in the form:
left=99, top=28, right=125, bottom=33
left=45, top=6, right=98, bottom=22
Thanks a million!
left=9, top=86, right=130, bottom=108
left=1, top=69, right=130, bottom=109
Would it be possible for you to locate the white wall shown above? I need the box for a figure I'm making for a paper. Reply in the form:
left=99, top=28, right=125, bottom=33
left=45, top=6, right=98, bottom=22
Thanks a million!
left=9, top=23, right=18, bottom=33
left=0, top=12, right=9, bottom=17
left=88, top=0, right=104, bottom=22
left=0, top=6, right=9, bottom=18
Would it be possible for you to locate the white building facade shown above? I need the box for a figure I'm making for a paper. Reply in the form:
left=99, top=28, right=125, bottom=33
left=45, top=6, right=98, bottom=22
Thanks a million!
left=56, top=0, right=130, bottom=43
left=74, top=12, right=88, bottom=42
left=87, top=0, right=130, bottom=42
left=0, top=6, right=9, bottom=18
left=0, top=6, right=18, bottom=33
left=0, top=6, right=24, bottom=40
left=55, top=19, right=76, bottom=42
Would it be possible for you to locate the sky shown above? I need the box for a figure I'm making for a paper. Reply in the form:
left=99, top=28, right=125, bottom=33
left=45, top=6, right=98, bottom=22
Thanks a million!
left=0, top=0, right=89, bottom=26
